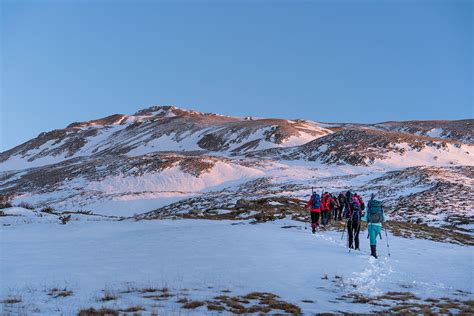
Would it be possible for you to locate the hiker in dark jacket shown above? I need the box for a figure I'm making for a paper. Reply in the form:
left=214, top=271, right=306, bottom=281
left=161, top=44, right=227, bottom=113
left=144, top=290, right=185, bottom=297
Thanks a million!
left=330, top=193, right=338, bottom=223
left=362, top=193, right=386, bottom=258
left=306, top=192, right=321, bottom=234
left=343, top=191, right=363, bottom=250
left=336, top=192, right=345, bottom=221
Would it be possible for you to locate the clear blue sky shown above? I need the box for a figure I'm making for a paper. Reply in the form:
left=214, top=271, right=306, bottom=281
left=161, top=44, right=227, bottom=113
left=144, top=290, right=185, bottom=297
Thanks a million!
left=1, top=0, right=472, bottom=151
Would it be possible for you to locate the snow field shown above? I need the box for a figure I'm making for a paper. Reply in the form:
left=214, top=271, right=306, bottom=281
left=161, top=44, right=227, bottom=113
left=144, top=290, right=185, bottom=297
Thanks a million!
left=1, top=218, right=472, bottom=315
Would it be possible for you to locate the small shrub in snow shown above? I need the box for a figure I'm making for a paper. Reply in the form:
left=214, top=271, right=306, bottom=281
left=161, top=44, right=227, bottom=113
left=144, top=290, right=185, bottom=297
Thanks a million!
left=1, top=296, right=22, bottom=304
left=48, top=287, right=73, bottom=298
left=99, top=289, right=118, bottom=302
left=77, top=307, right=118, bottom=316
left=140, top=287, right=159, bottom=293
left=0, top=210, right=4, bottom=217
left=119, top=306, right=145, bottom=313
left=207, top=303, right=225, bottom=311
left=182, top=300, right=205, bottom=309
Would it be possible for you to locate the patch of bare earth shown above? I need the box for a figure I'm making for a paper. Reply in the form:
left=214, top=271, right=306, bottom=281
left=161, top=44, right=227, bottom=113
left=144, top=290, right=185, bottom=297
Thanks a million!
left=342, top=291, right=474, bottom=314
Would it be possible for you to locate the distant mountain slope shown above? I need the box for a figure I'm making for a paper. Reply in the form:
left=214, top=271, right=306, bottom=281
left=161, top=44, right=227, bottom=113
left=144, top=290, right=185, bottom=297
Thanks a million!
left=247, top=128, right=473, bottom=167
left=0, top=105, right=331, bottom=172
left=370, top=119, right=474, bottom=144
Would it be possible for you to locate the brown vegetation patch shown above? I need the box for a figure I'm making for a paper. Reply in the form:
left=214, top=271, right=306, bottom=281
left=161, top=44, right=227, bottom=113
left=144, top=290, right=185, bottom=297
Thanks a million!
left=207, top=291, right=301, bottom=315
left=339, top=291, right=474, bottom=314
left=99, top=290, right=118, bottom=302
left=182, top=300, right=206, bottom=309
left=207, top=303, right=225, bottom=311
left=385, top=221, right=474, bottom=246
left=118, top=305, right=145, bottom=313
left=77, top=307, right=119, bottom=316
left=1, top=297, right=22, bottom=304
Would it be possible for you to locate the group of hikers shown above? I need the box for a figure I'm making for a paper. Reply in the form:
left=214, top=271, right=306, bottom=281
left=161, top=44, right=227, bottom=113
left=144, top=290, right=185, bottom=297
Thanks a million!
left=305, top=190, right=386, bottom=258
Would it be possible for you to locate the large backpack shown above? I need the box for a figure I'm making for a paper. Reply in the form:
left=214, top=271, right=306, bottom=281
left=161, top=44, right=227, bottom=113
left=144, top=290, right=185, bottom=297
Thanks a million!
left=350, top=196, right=361, bottom=220
left=368, top=199, right=383, bottom=223
left=311, top=193, right=321, bottom=209
left=321, top=194, right=330, bottom=211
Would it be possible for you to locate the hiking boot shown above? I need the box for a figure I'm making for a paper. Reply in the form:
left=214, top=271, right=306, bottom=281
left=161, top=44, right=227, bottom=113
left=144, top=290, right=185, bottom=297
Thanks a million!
left=370, top=245, right=377, bottom=258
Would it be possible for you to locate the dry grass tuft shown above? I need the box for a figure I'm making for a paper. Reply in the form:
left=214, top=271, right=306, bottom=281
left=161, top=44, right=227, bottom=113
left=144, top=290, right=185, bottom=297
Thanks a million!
left=77, top=307, right=119, bottom=316
left=99, top=290, right=118, bottom=302
left=1, top=296, right=22, bottom=304
left=182, top=300, right=205, bottom=309
left=119, top=306, right=145, bottom=313
left=48, top=287, right=73, bottom=298
left=207, top=303, right=225, bottom=311
left=140, top=287, right=159, bottom=293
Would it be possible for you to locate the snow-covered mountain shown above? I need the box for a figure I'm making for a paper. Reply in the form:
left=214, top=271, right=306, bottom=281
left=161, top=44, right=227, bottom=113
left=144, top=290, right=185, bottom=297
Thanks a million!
left=0, top=105, right=331, bottom=171
left=1, top=105, right=473, bottom=315
left=0, top=105, right=473, bottom=230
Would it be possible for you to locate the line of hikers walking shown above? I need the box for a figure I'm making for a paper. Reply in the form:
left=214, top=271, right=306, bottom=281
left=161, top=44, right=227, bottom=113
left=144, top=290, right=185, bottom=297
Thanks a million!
left=305, top=190, right=386, bottom=258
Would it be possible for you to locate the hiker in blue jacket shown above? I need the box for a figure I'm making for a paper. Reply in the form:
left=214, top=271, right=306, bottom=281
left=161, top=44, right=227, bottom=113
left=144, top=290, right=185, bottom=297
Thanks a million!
left=362, top=193, right=386, bottom=258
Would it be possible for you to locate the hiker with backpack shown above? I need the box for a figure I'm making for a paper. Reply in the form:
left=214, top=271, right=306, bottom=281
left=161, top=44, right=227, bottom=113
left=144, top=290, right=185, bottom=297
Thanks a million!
left=330, top=193, right=338, bottom=223
left=354, top=193, right=365, bottom=211
left=320, top=192, right=332, bottom=226
left=362, top=193, right=386, bottom=258
left=343, top=191, right=363, bottom=250
left=336, top=192, right=345, bottom=221
left=305, top=191, right=321, bottom=234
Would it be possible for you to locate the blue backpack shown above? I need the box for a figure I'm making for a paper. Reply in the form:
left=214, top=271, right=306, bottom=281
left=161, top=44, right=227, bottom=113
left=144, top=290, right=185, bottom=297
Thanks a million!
left=368, top=199, right=383, bottom=223
left=311, top=193, right=321, bottom=209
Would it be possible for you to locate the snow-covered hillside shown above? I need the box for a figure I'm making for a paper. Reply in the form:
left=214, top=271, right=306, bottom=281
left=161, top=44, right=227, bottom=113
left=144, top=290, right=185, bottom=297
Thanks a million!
left=0, top=106, right=473, bottom=228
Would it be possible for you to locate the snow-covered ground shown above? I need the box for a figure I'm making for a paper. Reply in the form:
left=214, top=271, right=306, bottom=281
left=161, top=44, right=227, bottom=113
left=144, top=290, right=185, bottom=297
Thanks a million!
left=1, top=216, right=472, bottom=315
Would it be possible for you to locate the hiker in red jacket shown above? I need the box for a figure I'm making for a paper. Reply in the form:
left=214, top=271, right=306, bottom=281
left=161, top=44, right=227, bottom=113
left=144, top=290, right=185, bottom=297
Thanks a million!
left=320, top=192, right=332, bottom=226
left=306, top=192, right=321, bottom=234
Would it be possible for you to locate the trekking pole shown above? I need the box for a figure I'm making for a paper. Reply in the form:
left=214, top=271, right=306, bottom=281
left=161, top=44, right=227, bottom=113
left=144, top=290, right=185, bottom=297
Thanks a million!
left=305, top=186, right=314, bottom=230
left=341, top=219, right=347, bottom=240
left=348, top=221, right=352, bottom=253
left=384, top=227, right=391, bottom=257
left=356, top=212, right=362, bottom=250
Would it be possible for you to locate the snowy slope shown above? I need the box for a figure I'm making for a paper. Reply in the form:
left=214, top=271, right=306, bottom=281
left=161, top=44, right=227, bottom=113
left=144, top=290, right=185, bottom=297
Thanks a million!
left=1, top=218, right=472, bottom=315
